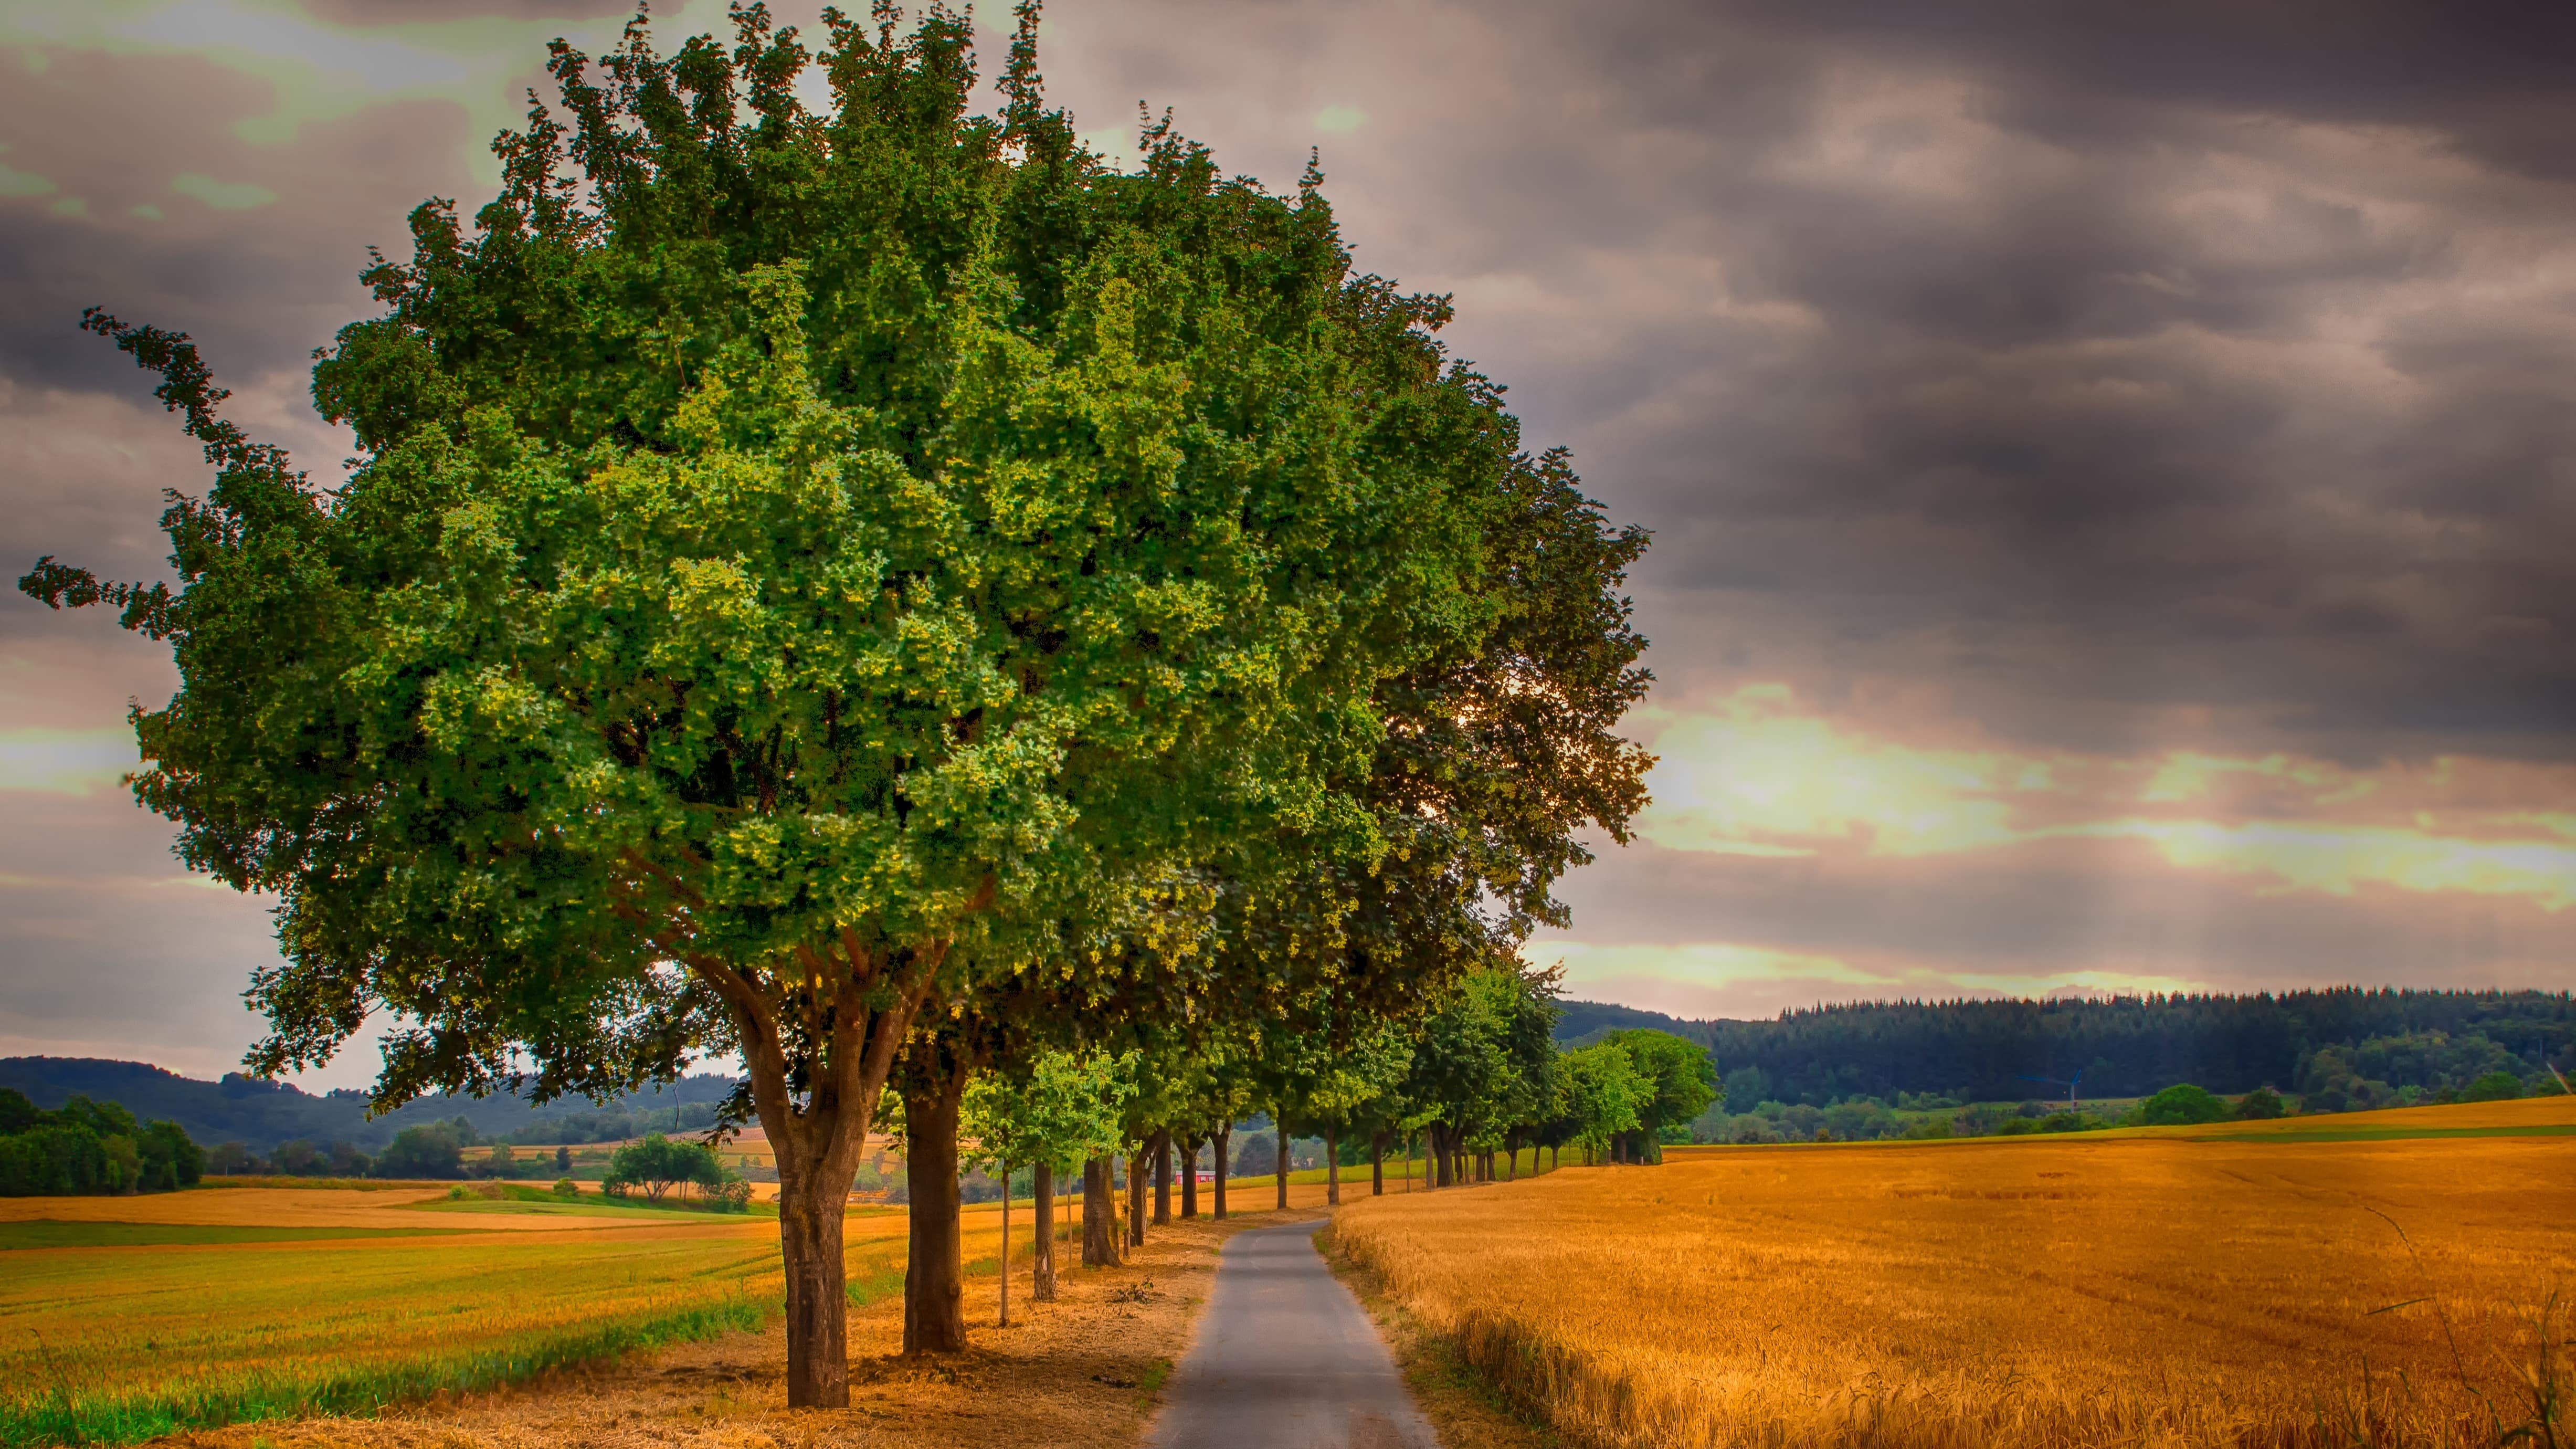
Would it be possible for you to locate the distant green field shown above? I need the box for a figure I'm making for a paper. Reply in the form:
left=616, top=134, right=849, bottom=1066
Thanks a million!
left=0, top=1221, right=474, bottom=1251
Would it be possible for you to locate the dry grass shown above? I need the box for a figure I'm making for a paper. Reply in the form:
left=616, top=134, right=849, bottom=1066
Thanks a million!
left=0, top=1186, right=463, bottom=1228
left=0, top=1191, right=1010, bottom=1445
left=1, top=1221, right=789, bottom=1444
left=1337, top=1096, right=2576, bottom=1449
left=1327, top=1223, right=1566, bottom=1449
left=150, top=1209, right=1301, bottom=1449
left=0, top=1176, right=1318, bottom=1447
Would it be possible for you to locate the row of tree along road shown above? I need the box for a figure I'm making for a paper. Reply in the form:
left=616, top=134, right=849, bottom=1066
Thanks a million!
left=18, top=5, right=1663, bottom=1408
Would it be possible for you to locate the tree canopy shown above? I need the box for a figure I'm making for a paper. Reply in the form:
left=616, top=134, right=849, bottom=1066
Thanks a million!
left=17, top=0, right=1667, bottom=1392
left=602, top=1131, right=745, bottom=1206
left=961, top=1048, right=1132, bottom=1179
left=1591, top=1029, right=1716, bottom=1162
left=0, top=1092, right=203, bottom=1198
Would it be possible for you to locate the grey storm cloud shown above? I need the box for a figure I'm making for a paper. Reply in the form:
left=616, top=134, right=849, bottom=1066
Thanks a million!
left=1074, top=0, right=2576, bottom=761
left=6, top=0, right=2570, bottom=752
left=0, top=46, right=471, bottom=393
left=294, top=0, right=634, bottom=25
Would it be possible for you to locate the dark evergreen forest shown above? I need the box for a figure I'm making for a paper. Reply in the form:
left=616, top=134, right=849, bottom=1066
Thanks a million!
left=13, top=989, right=2563, bottom=1163
left=1557, top=989, right=2573, bottom=1107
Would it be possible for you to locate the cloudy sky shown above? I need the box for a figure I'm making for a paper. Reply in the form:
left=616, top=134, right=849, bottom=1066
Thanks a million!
left=1, top=1, right=2570, bottom=1087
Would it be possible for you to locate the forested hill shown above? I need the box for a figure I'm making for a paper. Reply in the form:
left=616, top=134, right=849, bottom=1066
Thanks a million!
left=1555, top=990, right=2573, bottom=1106
left=0, top=1058, right=741, bottom=1153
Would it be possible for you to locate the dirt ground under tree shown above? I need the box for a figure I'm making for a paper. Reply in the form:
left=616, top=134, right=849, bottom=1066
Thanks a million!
left=158, top=1210, right=1308, bottom=1449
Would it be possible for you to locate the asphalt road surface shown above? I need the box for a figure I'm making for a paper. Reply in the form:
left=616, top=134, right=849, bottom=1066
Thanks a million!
left=1149, top=1219, right=1439, bottom=1449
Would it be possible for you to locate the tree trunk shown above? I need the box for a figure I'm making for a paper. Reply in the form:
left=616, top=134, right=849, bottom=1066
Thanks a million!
left=776, top=1174, right=850, bottom=1408
left=1126, top=1145, right=1147, bottom=1248
left=1324, top=1126, right=1339, bottom=1206
left=1082, top=1154, right=1119, bottom=1266
left=901, top=1064, right=967, bottom=1356
left=1551, top=1144, right=1559, bottom=1172
left=1212, top=1125, right=1230, bottom=1219
left=1032, top=1161, right=1057, bottom=1301
left=1152, top=1129, right=1172, bottom=1226
left=998, top=1158, right=1010, bottom=1329
left=1180, top=1136, right=1199, bottom=1220
left=1273, top=1108, right=1290, bottom=1210
left=1369, top=1131, right=1385, bottom=1196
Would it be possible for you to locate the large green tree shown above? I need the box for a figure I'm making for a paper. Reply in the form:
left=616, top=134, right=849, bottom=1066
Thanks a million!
left=1403, top=964, right=1562, bottom=1185
left=1595, top=1028, right=1717, bottom=1163
left=20, top=6, right=1511, bottom=1404
left=1551, top=1040, right=1648, bottom=1166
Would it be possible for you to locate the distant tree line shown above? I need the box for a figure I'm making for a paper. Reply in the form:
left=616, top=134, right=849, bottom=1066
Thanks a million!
left=1561, top=989, right=2573, bottom=1111
left=0, top=1088, right=202, bottom=1196
left=207, top=1115, right=585, bottom=1181
left=0, top=1057, right=741, bottom=1156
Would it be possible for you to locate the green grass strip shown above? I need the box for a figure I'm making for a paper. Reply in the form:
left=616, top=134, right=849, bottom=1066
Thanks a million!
left=408, top=1186, right=775, bottom=1219
left=0, top=1292, right=770, bottom=1447
left=2185, top=1124, right=2576, bottom=1143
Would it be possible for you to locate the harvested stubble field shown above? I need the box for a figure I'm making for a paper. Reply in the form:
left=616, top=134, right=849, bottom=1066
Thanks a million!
left=0, top=1185, right=1025, bottom=1446
left=1335, top=1095, right=2576, bottom=1449
left=0, top=1170, right=1347, bottom=1448
left=155, top=1209, right=1277, bottom=1449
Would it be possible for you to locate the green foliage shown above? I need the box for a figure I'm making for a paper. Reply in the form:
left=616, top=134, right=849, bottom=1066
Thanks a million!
left=1592, top=1029, right=1715, bottom=1161
left=2234, top=1086, right=2286, bottom=1120
left=599, top=1132, right=742, bottom=1208
left=1604, top=989, right=2571, bottom=1108
left=2459, top=1070, right=2525, bottom=1104
left=960, top=1049, right=1132, bottom=1175
left=1553, top=1041, right=1646, bottom=1159
left=1992, top=1110, right=2115, bottom=1136
left=15, top=3, right=1661, bottom=1388
left=1249, top=990, right=1416, bottom=1151
left=2139, top=1083, right=2231, bottom=1126
left=373, top=1124, right=466, bottom=1180
left=0, top=1094, right=203, bottom=1197
left=1403, top=965, right=1561, bottom=1161
left=264, top=1138, right=374, bottom=1178
left=17, top=2, right=1513, bottom=1129
left=552, top=1175, right=580, bottom=1198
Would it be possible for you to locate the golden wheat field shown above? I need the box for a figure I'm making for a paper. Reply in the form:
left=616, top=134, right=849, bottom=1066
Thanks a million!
left=1336, top=1096, right=2576, bottom=1449
left=0, top=1188, right=1042, bottom=1446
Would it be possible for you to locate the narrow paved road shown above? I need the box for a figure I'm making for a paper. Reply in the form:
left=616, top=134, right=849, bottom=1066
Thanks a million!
left=1149, top=1219, right=1439, bottom=1449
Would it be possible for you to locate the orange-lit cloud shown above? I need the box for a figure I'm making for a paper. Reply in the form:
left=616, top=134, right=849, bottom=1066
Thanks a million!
left=1635, top=685, right=2576, bottom=912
